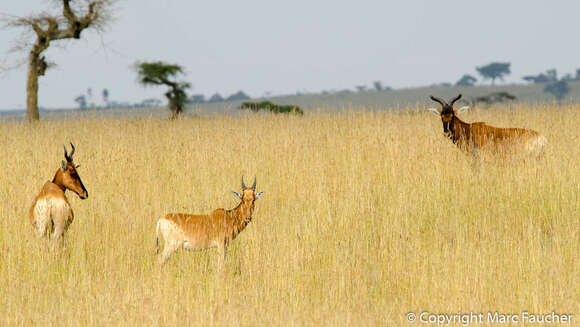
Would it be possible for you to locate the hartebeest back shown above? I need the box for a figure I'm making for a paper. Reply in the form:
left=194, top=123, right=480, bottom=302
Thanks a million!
left=428, top=94, right=547, bottom=157
left=29, top=143, right=88, bottom=243
left=155, top=176, right=264, bottom=265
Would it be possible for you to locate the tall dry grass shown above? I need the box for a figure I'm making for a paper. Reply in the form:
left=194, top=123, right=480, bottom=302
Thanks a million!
left=0, top=104, right=578, bottom=326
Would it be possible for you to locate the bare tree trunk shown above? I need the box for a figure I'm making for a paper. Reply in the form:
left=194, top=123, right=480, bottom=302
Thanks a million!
left=9, top=0, right=112, bottom=121
left=26, top=52, right=41, bottom=121
left=168, top=100, right=182, bottom=120
left=166, top=87, right=184, bottom=120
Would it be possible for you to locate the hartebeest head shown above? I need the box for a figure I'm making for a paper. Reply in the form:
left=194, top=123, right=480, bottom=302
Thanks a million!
left=232, top=176, right=264, bottom=207
left=53, top=143, right=88, bottom=199
left=428, top=94, right=469, bottom=139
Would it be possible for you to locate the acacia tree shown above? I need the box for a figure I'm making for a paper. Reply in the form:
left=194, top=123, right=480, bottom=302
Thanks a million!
left=544, top=80, right=570, bottom=104
left=74, top=94, right=87, bottom=110
left=135, top=61, right=191, bottom=119
left=455, top=74, right=477, bottom=87
left=4, top=0, right=114, bottom=121
left=102, top=88, right=109, bottom=107
left=208, top=93, right=224, bottom=103
left=476, top=62, right=511, bottom=85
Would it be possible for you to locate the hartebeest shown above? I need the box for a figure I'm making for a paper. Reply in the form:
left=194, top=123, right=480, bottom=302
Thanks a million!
left=155, top=177, right=264, bottom=265
left=29, top=143, right=88, bottom=243
left=428, top=94, right=547, bottom=157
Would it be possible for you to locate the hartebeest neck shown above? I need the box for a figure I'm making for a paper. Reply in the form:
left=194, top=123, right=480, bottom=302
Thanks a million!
left=451, top=116, right=471, bottom=145
left=51, top=169, right=67, bottom=192
left=228, top=202, right=255, bottom=239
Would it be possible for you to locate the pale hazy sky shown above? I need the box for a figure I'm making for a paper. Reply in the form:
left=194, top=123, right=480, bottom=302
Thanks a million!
left=0, top=0, right=578, bottom=110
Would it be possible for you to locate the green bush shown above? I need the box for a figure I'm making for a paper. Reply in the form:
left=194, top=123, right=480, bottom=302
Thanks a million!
left=239, top=101, right=304, bottom=115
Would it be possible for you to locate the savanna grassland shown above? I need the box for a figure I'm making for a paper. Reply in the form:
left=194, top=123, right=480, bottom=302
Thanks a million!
left=0, top=105, right=578, bottom=326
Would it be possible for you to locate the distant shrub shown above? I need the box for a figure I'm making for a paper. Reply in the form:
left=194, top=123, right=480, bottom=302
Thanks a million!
left=208, top=93, right=224, bottom=103
left=544, top=80, right=570, bottom=104
left=239, top=101, right=304, bottom=115
left=523, top=69, right=558, bottom=84
left=189, top=94, right=206, bottom=103
left=471, top=92, right=516, bottom=107
left=522, top=73, right=551, bottom=84
left=226, top=91, right=251, bottom=101
left=430, top=82, right=452, bottom=87
left=455, top=74, right=478, bottom=87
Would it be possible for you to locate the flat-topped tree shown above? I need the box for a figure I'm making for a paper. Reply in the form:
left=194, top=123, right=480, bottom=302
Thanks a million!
left=5, top=0, right=114, bottom=121
left=135, top=61, right=191, bottom=119
left=476, top=62, right=511, bottom=85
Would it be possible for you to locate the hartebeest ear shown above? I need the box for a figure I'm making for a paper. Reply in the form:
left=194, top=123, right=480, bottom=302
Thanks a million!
left=456, top=106, right=469, bottom=115
left=232, top=191, right=242, bottom=199
left=428, top=108, right=441, bottom=116
left=61, top=160, right=67, bottom=172
left=255, top=191, right=264, bottom=199
left=75, top=164, right=81, bottom=169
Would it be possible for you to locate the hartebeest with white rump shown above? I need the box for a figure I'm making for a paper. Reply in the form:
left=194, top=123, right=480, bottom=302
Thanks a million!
left=155, top=176, right=264, bottom=265
left=428, top=94, right=547, bottom=157
left=29, top=143, right=88, bottom=243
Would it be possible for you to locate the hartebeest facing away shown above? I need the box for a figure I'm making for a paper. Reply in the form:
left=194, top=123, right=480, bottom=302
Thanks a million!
left=155, top=177, right=264, bottom=265
left=428, top=94, right=547, bottom=157
left=29, top=143, right=88, bottom=243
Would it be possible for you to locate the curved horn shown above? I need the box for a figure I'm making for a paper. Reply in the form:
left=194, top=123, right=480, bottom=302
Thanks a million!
left=449, top=94, right=462, bottom=106
left=69, top=142, right=75, bottom=158
left=64, top=144, right=71, bottom=162
left=251, top=176, right=256, bottom=191
left=429, top=95, right=447, bottom=106
left=241, top=176, right=246, bottom=190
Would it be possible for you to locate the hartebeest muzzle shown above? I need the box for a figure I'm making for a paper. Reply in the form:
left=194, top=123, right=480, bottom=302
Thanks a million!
left=77, top=186, right=88, bottom=199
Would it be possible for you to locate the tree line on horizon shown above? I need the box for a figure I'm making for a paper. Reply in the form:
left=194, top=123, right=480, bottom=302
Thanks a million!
left=3, top=1, right=578, bottom=120
left=454, top=62, right=576, bottom=103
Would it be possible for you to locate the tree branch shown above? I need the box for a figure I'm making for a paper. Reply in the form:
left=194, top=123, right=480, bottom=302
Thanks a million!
left=30, top=21, right=45, bottom=36
left=62, top=0, right=77, bottom=23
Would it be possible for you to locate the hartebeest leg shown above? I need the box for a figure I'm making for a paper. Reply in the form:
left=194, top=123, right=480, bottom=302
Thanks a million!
left=51, top=221, right=68, bottom=249
left=217, top=241, right=228, bottom=268
left=158, top=240, right=181, bottom=265
left=33, top=220, right=50, bottom=238
left=32, top=201, right=52, bottom=238
left=470, top=148, right=484, bottom=173
left=52, top=221, right=65, bottom=238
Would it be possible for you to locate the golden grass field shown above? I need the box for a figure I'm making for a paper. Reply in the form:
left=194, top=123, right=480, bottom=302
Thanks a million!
left=0, top=104, right=578, bottom=326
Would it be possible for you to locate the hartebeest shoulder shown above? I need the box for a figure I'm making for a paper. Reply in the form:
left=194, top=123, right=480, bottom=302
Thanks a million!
left=155, top=176, right=264, bottom=265
left=428, top=94, right=547, bottom=157
left=29, top=143, right=88, bottom=243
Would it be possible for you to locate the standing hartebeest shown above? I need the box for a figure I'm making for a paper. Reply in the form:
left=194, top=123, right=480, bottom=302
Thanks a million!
left=428, top=94, right=547, bottom=158
left=155, top=176, right=264, bottom=265
left=29, top=143, right=88, bottom=244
